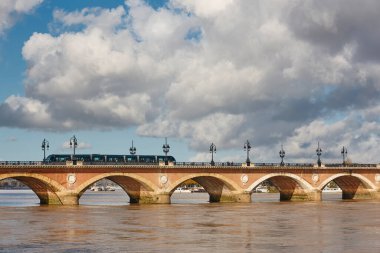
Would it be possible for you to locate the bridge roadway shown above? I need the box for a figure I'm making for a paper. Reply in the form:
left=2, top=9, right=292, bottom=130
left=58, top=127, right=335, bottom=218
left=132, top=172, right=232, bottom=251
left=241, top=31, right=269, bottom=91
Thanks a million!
left=1, top=161, right=380, bottom=205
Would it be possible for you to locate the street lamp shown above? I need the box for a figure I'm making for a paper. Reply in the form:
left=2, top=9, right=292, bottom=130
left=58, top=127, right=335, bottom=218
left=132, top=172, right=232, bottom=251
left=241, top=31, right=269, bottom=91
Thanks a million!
left=69, top=135, right=78, bottom=159
left=162, top=137, right=170, bottom=165
left=41, top=138, right=49, bottom=162
left=279, top=144, right=285, bottom=166
left=341, top=146, right=348, bottom=166
left=244, top=140, right=252, bottom=166
left=316, top=142, right=322, bottom=167
left=209, top=143, right=216, bottom=166
left=129, top=140, right=136, bottom=155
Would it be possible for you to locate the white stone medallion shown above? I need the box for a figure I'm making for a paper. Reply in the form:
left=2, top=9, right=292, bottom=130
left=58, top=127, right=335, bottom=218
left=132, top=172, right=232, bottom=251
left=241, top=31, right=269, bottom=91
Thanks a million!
left=375, top=174, right=380, bottom=183
left=241, top=174, right=249, bottom=184
left=312, top=173, right=319, bottom=183
left=67, top=174, right=77, bottom=184
left=160, top=175, right=168, bottom=185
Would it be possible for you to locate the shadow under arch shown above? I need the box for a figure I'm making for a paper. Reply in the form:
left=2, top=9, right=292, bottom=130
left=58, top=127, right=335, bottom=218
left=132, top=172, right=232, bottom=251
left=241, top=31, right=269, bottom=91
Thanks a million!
left=0, top=173, right=65, bottom=204
left=168, top=173, right=243, bottom=202
left=247, top=173, right=315, bottom=201
left=76, top=173, right=158, bottom=204
left=317, top=173, right=377, bottom=199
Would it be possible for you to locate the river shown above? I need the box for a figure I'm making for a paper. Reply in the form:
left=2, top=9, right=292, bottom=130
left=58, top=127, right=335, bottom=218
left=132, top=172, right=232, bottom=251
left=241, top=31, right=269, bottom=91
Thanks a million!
left=0, top=189, right=379, bottom=252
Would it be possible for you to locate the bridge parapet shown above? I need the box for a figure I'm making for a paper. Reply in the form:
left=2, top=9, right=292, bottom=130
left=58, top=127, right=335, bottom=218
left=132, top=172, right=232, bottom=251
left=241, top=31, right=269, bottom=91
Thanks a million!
left=0, top=161, right=42, bottom=166
left=0, top=161, right=380, bottom=169
left=0, top=161, right=380, bottom=168
left=324, top=163, right=379, bottom=168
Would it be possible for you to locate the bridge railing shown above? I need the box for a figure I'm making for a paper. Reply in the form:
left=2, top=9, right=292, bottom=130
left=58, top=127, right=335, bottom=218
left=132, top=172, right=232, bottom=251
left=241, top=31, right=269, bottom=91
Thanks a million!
left=324, top=163, right=377, bottom=168
left=253, top=163, right=315, bottom=167
left=0, top=161, right=42, bottom=166
left=0, top=161, right=378, bottom=168
left=174, top=162, right=243, bottom=167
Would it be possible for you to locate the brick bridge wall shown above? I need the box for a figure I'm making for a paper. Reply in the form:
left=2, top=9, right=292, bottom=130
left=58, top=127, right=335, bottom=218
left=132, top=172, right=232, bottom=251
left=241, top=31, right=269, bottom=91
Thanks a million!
left=1, top=164, right=380, bottom=205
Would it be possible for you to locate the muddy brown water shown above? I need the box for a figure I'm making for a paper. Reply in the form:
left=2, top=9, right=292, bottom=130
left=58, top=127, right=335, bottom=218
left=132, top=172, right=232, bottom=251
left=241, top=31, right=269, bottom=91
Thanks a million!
left=0, top=190, right=379, bottom=253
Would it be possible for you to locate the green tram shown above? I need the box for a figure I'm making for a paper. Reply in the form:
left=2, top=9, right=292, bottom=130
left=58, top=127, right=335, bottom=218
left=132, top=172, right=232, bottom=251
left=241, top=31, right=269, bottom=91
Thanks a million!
left=45, top=154, right=176, bottom=164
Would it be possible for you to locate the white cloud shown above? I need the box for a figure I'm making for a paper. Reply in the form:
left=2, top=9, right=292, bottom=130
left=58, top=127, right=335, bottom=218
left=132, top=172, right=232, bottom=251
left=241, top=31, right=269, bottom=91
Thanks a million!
left=77, top=93, right=152, bottom=125
left=169, top=0, right=234, bottom=18
left=1, top=0, right=380, bottom=162
left=0, top=95, right=52, bottom=129
left=278, top=108, right=380, bottom=163
left=62, top=141, right=92, bottom=150
left=0, top=0, right=42, bottom=36
left=137, top=112, right=249, bottom=150
left=52, top=6, right=126, bottom=34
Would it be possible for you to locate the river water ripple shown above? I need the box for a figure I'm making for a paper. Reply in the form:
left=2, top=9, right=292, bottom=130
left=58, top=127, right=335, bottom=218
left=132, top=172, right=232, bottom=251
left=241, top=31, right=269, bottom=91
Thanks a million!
left=0, top=190, right=379, bottom=253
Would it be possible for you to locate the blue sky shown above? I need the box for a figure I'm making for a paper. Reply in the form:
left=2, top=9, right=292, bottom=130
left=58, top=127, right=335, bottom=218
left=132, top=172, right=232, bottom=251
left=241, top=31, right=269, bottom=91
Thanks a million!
left=0, top=0, right=125, bottom=102
left=0, top=0, right=380, bottom=163
left=0, top=0, right=192, bottom=161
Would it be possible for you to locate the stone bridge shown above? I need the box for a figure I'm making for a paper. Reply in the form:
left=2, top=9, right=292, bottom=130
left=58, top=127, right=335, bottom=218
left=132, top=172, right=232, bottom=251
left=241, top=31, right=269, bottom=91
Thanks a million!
left=1, top=163, right=380, bottom=205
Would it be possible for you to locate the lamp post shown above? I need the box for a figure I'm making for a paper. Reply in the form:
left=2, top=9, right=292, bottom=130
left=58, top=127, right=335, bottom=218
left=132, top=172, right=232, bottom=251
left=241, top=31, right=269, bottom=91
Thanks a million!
left=162, top=137, right=170, bottom=165
left=209, top=143, right=216, bottom=166
left=316, top=142, right=322, bottom=167
left=69, top=135, right=78, bottom=160
left=129, top=140, right=136, bottom=155
left=244, top=140, right=251, bottom=166
left=41, top=138, right=49, bottom=162
left=279, top=144, right=285, bottom=166
left=341, top=146, right=347, bottom=166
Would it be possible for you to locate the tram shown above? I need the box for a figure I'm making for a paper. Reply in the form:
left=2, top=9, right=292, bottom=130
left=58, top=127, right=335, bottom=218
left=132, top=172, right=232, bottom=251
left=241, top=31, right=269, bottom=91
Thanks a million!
left=45, top=154, right=176, bottom=164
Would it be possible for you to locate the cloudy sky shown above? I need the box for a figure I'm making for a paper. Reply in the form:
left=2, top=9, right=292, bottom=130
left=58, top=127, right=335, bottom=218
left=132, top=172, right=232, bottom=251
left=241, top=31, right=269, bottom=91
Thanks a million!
left=0, top=0, right=379, bottom=164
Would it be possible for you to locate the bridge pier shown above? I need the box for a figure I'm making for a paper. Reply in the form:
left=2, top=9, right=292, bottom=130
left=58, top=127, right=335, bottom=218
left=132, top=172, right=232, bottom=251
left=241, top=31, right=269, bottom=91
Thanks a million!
left=56, top=192, right=79, bottom=205
left=308, top=189, right=322, bottom=201
left=373, top=190, right=380, bottom=200
left=280, top=189, right=321, bottom=201
left=35, top=191, right=63, bottom=205
left=211, top=192, right=251, bottom=203
left=139, top=193, right=171, bottom=204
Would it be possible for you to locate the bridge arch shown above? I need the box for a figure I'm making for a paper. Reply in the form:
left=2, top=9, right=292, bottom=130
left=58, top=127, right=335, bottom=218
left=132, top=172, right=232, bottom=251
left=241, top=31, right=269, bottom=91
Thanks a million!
left=168, top=173, right=241, bottom=193
left=0, top=173, right=65, bottom=204
left=317, top=173, right=377, bottom=191
left=247, top=173, right=314, bottom=192
left=247, top=173, right=316, bottom=201
left=168, top=173, right=244, bottom=202
left=318, top=173, right=377, bottom=199
left=76, top=173, right=158, bottom=203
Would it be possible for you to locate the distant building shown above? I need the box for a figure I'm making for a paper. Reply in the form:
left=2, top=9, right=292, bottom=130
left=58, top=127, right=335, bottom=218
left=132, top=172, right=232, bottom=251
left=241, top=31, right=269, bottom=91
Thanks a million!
left=0, top=179, right=27, bottom=189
